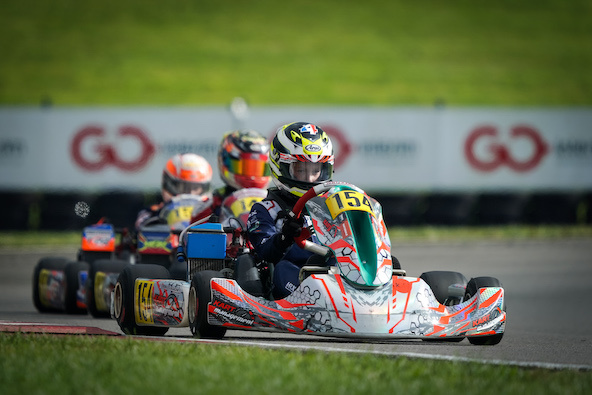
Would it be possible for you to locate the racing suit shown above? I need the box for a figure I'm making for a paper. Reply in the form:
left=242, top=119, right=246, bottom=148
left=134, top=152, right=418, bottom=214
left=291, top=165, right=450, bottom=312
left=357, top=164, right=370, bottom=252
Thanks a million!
left=189, top=185, right=237, bottom=223
left=246, top=188, right=315, bottom=299
left=135, top=201, right=165, bottom=230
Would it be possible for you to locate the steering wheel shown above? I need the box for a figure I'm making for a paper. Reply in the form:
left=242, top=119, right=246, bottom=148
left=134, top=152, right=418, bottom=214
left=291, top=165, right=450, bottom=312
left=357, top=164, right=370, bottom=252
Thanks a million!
left=289, top=181, right=356, bottom=255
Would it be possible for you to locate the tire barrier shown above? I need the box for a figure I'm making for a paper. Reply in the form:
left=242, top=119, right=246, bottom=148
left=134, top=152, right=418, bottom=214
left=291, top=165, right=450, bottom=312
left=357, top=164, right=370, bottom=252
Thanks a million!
left=0, top=190, right=589, bottom=230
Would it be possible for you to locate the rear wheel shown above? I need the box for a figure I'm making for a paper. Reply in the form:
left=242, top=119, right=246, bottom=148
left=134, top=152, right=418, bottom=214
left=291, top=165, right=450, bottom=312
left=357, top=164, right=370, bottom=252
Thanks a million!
left=188, top=270, right=227, bottom=339
left=86, top=259, right=128, bottom=318
left=64, top=261, right=90, bottom=314
left=32, top=257, right=68, bottom=312
left=113, top=264, right=171, bottom=336
left=465, top=276, right=505, bottom=346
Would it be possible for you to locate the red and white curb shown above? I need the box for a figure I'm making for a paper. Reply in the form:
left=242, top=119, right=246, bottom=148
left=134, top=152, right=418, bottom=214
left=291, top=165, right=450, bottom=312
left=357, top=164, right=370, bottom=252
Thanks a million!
left=0, top=321, right=120, bottom=336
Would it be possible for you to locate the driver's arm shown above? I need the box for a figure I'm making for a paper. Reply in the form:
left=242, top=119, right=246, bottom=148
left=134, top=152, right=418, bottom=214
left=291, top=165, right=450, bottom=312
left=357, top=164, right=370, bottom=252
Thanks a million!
left=246, top=202, right=288, bottom=263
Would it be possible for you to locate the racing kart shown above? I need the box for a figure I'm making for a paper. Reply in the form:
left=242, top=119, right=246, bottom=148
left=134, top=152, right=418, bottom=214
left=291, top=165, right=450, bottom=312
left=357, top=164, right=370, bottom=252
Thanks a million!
left=112, top=183, right=506, bottom=345
left=32, top=218, right=121, bottom=315
left=32, top=194, right=211, bottom=317
left=112, top=187, right=267, bottom=335
left=85, top=194, right=214, bottom=318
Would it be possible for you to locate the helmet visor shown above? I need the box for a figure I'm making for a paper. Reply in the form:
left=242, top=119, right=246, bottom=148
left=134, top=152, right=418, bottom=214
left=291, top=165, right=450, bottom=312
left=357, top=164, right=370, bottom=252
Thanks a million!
left=176, top=180, right=210, bottom=195
left=224, top=153, right=270, bottom=178
left=163, top=172, right=210, bottom=196
left=289, top=161, right=323, bottom=183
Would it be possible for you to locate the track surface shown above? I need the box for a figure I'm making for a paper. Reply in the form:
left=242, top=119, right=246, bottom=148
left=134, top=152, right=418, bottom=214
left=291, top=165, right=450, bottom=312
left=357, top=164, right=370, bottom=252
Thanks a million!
left=2, top=239, right=591, bottom=368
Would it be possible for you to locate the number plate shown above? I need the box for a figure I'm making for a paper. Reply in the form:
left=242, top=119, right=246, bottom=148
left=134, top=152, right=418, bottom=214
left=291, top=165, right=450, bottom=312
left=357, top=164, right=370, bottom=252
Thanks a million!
left=326, top=190, right=374, bottom=219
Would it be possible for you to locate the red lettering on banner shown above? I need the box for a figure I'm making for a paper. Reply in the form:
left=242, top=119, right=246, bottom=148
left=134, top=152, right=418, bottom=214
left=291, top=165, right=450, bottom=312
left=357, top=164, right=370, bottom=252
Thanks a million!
left=319, top=125, right=352, bottom=168
left=71, top=125, right=156, bottom=172
left=464, top=125, right=548, bottom=172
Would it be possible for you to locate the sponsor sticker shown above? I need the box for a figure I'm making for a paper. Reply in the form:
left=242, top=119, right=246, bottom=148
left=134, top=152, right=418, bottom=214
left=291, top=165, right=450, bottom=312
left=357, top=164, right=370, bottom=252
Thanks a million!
left=135, top=280, right=155, bottom=324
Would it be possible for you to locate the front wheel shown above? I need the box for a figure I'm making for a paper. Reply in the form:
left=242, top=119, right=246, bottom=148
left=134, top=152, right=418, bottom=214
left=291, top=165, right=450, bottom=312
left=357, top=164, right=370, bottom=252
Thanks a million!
left=465, top=276, right=505, bottom=346
left=419, top=271, right=468, bottom=305
left=86, top=259, right=128, bottom=318
left=188, top=270, right=227, bottom=339
left=113, top=264, right=171, bottom=336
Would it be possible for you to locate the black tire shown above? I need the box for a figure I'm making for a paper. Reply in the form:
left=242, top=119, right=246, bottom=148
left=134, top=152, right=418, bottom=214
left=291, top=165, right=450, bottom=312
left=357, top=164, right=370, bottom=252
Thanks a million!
left=188, top=270, right=227, bottom=339
left=86, top=259, right=129, bottom=318
left=419, top=271, right=468, bottom=305
left=168, top=260, right=187, bottom=281
left=113, top=264, right=171, bottom=336
left=138, top=253, right=172, bottom=268
left=465, top=276, right=505, bottom=346
left=32, top=257, right=69, bottom=313
left=64, top=261, right=90, bottom=314
left=392, top=256, right=402, bottom=270
left=234, top=254, right=264, bottom=297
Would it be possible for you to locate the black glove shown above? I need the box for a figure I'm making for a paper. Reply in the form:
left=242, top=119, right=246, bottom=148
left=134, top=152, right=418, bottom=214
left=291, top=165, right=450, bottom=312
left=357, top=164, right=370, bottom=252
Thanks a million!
left=277, top=217, right=302, bottom=249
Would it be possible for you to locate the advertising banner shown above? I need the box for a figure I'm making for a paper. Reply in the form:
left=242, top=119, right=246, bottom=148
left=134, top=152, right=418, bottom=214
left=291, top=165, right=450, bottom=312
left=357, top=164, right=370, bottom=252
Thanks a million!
left=1, top=106, right=590, bottom=192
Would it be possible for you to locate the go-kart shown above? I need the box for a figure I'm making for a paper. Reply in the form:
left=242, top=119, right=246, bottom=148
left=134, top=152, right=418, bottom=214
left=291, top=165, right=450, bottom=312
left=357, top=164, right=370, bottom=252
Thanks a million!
left=32, top=218, right=121, bottom=315
left=85, top=194, right=213, bottom=318
left=112, top=183, right=506, bottom=345
left=112, top=187, right=267, bottom=335
left=32, top=194, right=211, bottom=317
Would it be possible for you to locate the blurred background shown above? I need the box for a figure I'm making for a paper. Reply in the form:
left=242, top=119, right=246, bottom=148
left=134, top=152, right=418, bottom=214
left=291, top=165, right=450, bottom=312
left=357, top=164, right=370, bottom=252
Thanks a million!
left=1, top=0, right=591, bottom=231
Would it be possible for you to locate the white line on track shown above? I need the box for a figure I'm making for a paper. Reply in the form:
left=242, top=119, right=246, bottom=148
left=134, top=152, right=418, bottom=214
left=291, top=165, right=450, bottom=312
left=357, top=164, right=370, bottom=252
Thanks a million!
left=135, top=335, right=592, bottom=372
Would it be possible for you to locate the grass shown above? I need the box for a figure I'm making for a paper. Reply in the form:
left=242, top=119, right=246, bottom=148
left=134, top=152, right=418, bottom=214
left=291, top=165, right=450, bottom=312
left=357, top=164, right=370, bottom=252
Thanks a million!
left=1, top=334, right=591, bottom=395
left=1, top=0, right=591, bottom=106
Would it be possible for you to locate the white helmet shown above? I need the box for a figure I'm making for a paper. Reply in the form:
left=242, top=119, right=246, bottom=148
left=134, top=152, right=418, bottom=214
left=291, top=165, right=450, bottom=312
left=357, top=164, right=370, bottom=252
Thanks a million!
left=269, top=122, right=334, bottom=197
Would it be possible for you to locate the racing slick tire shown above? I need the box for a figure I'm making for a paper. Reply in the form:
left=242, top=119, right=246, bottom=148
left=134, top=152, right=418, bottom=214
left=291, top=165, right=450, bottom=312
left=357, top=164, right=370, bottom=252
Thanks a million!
left=465, top=276, right=505, bottom=346
left=64, top=260, right=90, bottom=314
left=188, top=270, right=227, bottom=339
left=86, top=259, right=129, bottom=318
left=32, top=257, right=68, bottom=313
left=168, top=260, right=187, bottom=281
left=419, top=270, right=468, bottom=343
left=419, top=271, right=468, bottom=305
left=113, top=264, right=171, bottom=336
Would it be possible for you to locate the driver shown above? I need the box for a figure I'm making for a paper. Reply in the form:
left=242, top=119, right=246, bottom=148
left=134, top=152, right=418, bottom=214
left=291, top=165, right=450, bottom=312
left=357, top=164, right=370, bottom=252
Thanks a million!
left=247, top=122, right=334, bottom=299
left=135, top=153, right=213, bottom=229
left=190, top=129, right=271, bottom=223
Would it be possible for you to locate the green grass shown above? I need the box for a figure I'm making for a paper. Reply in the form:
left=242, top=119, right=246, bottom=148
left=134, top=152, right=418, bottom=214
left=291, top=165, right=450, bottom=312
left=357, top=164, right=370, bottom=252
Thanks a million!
left=1, top=0, right=591, bottom=106
left=1, top=334, right=591, bottom=395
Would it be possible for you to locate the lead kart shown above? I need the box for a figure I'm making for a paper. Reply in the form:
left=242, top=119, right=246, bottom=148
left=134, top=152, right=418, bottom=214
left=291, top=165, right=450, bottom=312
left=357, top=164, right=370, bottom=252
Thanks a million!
left=113, top=183, right=506, bottom=345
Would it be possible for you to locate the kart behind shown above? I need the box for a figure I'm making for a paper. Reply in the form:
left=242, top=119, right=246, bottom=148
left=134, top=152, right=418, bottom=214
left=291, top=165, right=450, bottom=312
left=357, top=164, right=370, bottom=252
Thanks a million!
left=112, top=183, right=506, bottom=345
left=32, top=194, right=211, bottom=317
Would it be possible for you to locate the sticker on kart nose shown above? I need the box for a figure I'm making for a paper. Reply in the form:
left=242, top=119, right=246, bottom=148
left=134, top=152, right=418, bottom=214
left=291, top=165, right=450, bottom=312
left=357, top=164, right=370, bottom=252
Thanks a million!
left=326, top=190, right=375, bottom=219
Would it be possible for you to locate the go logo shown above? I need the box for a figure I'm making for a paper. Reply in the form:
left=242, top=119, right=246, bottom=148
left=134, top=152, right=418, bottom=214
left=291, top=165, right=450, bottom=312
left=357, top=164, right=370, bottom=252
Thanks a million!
left=464, top=125, right=549, bottom=172
left=71, top=125, right=156, bottom=172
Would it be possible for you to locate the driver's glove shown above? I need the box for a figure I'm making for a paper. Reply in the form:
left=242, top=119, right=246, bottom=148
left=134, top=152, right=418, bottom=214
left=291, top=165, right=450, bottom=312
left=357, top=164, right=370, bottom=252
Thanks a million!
left=277, top=217, right=302, bottom=249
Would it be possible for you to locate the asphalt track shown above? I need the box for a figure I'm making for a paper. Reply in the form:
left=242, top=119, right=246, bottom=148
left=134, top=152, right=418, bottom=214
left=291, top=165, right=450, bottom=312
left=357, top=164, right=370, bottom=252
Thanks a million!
left=2, top=239, right=592, bottom=370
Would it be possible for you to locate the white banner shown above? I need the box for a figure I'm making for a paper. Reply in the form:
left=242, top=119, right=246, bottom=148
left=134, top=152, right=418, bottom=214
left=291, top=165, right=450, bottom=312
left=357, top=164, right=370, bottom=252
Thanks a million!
left=1, top=106, right=591, bottom=192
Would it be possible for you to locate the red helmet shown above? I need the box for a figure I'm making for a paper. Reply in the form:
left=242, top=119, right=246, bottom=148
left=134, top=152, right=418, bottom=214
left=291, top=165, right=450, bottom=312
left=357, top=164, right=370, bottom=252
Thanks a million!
left=218, top=130, right=270, bottom=189
left=162, top=154, right=212, bottom=198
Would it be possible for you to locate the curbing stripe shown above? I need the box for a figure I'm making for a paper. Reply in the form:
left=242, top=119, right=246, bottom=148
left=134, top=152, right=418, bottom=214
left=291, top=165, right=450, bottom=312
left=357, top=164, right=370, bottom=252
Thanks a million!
left=0, top=321, right=120, bottom=336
